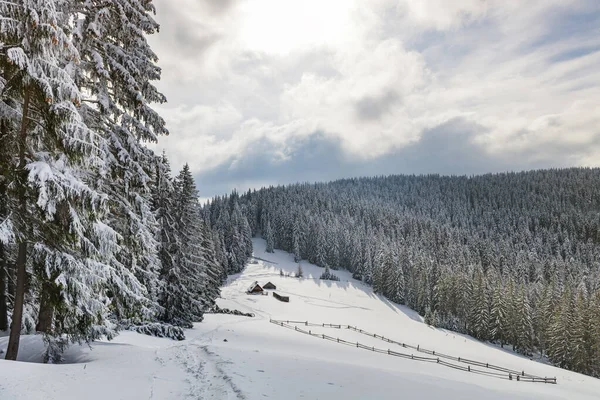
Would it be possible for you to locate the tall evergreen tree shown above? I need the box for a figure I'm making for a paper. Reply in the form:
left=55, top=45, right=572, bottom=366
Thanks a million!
left=152, top=153, right=176, bottom=323
left=547, top=288, right=575, bottom=369
left=163, top=164, right=208, bottom=326
left=515, top=284, right=534, bottom=355
left=0, top=0, right=132, bottom=360
left=468, top=269, right=489, bottom=340
left=490, top=281, right=509, bottom=347
left=265, top=220, right=274, bottom=253
left=72, top=0, right=168, bottom=322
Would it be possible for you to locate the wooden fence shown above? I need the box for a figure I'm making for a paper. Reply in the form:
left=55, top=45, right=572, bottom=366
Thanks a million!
left=269, top=319, right=557, bottom=384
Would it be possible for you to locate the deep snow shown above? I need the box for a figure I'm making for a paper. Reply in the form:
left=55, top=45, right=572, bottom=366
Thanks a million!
left=1, top=238, right=599, bottom=399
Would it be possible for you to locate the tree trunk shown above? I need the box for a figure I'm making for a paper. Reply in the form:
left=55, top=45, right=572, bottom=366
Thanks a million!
left=0, top=118, right=8, bottom=332
left=5, top=242, right=27, bottom=360
left=6, top=258, right=15, bottom=307
left=36, top=280, right=56, bottom=333
left=5, top=87, right=30, bottom=361
left=0, top=243, right=7, bottom=331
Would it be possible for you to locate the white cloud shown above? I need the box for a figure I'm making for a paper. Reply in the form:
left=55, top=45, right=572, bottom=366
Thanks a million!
left=395, top=0, right=491, bottom=30
left=280, top=38, right=430, bottom=158
left=148, top=0, right=600, bottom=191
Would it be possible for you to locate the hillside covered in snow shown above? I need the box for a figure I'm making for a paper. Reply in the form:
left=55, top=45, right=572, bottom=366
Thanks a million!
left=205, top=170, right=600, bottom=378
left=2, top=238, right=599, bottom=400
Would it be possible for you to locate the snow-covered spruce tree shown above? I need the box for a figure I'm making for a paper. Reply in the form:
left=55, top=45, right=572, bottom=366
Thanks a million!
left=361, top=242, right=373, bottom=284
left=467, top=269, right=490, bottom=340
left=547, top=287, right=574, bottom=369
left=212, top=230, right=228, bottom=282
left=153, top=155, right=223, bottom=321
left=391, top=247, right=407, bottom=305
left=151, top=153, right=177, bottom=323
left=265, top=220, right=274, bottom=253
left=214, top=200, right=251, bottom=274
left=314, top=224, right=326, bottom=267
left=165, top=164, right=207, bottom=326
left=240, top=208, right=253, bottom=260
left=320, top=263, right=340, bottom=281
left=489, top=281, right=509, bottom=347
left=514, top=283, right=534, bottom=356
left=293, top=231, right=301, bottom=263
left=0, top=0, right=125, bottom=360
left=589, top=290, right=600, bottom=377
left=571, top=286, right=593, bottom=375
left=197, top=220, right=223, bottom=311
left=71, top=0, right=168, bottom=321
left=372, top=247, right=386, bottom=294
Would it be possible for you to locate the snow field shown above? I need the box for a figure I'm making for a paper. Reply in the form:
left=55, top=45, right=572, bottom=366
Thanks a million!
left=2, top=237, right=600, bottom=399
left=202, top=238, right=600, bottom=399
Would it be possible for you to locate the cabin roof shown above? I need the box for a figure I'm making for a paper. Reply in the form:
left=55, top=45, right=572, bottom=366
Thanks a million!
left=247, top=281, right=263, bottom=292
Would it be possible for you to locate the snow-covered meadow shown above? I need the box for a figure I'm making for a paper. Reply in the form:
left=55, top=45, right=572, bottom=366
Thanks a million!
left=1, top=238, right=599, bottom=399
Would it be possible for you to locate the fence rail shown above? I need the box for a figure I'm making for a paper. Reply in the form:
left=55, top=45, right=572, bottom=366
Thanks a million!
left=269, top=319, right=557, bottom=384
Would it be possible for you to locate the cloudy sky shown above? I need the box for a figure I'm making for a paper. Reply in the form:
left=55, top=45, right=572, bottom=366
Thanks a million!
left=148, top=0, right=600, bottom=199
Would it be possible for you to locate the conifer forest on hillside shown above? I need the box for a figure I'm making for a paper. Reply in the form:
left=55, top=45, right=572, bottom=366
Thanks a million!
left=206, top=169, right=600, bottom=377
left=0, top=0, right=232, bottom=362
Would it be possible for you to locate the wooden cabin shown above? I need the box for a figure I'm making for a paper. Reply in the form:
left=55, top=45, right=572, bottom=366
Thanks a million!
left=247, top=281, right=264, bottom=294
left=263, top=282, right=276, bottom=290
left=273, top=292, right=289, bottom=302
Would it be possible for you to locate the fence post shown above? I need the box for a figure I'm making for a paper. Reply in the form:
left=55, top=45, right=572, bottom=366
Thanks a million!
left=437, top=358, right=439, bottom=363
left=433, top=350, right=435, bottom=355
left=417, top=345, right=419, bottom=351
left=388, top=349, right=390, bottom=355
left=486, top=363, right=488, bottom=368
left=517, top=375, right=520, bottom=382
left=509, top=373, right=512, bottom=380
left=468, top=366, right=470, bottom=372
left=305, top=321, right=308, bottom=326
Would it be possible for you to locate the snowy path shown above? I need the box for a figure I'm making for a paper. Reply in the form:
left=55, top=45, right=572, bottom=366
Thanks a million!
left=164, top=343, right=244, bottom=399
left=2, top=237, right=600, bottom=399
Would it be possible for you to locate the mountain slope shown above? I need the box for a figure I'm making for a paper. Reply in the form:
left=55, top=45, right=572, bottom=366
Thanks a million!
left=195, top=238, right=600, bottom=400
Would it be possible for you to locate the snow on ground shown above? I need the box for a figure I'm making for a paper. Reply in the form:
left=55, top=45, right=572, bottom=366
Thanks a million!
left=1, top=237, right=600, bottom=399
